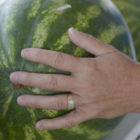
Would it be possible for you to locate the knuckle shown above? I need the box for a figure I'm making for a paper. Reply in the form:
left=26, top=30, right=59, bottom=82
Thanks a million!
left=65, top=119, right=75, bottom=128
left=48, top=103, right=56, bottom=109
left=57, top=102, right=65, bottom=109
left=47, top=75, right=58, bottom=90
left=80, top=58, right=95, bottom=73
left=48, top=102, right=64, bottom=110
left=57, top=103, right=64, bottom=110
left=86, top=62, right=94, bottom=72
left=53, top=52, right=64, bottom=66
left=33, top=49, right=40, bottom=57
left=21, top=73, right=29, bottom=83
left=94, top=109, right=114, bottom=119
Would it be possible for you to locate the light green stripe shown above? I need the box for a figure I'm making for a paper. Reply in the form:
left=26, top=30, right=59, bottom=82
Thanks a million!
left=2, top=94, right=14, bottom=119
left=32, top=7, right=58, bottom=48
left=98, top=23, right=124, bottom=44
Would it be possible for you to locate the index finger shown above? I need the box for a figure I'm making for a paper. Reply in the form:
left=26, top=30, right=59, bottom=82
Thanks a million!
left=68, top=28, right=116, bottom=56
left=21, top=48, right=80, bottom=72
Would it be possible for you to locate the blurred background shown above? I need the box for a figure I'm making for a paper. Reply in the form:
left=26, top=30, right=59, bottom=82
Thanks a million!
left=113, top=0, right=140, bottom=61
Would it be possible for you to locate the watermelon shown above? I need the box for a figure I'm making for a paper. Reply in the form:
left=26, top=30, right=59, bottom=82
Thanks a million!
left=0, top=0, right=136, bottom=140
left=112, top=0, right=140, bottom=61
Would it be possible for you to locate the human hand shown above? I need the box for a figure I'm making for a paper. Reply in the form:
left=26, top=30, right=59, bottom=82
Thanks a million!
left=10, top=28, right=140, bottom=130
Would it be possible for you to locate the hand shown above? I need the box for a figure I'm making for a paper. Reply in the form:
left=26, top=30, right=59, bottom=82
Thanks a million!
left=10, top=28, right=140, bottom=130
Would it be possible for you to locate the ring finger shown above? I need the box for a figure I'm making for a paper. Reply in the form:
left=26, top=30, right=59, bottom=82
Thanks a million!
left=17, top=94, right=81, bottom=110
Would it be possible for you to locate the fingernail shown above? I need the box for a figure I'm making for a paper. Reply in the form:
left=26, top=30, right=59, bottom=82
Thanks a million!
left=69, top=27, right=80, bottom=35
left=17, top=96, right=25, bottom=106
left=36, top=122, right=43, bottom=130
left=21, top=49, right=30, bottom=58
left=21, top=49, right=26, bottom=58
left=68, top=27, right=77, bottom=34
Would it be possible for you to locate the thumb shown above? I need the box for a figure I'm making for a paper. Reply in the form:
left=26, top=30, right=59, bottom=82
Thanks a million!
left=68, top=28, right=116, bottom=56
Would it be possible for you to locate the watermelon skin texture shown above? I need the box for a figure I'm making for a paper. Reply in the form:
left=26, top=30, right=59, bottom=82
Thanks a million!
left=0, top=0, right=135, bottom=140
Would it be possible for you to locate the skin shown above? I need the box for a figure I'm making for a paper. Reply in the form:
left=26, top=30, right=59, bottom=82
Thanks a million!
left=10, top=28, right=140, bottom=130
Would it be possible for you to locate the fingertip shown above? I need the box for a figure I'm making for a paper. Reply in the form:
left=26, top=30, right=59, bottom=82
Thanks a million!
left=36, top=122, right=40, bottom=129
left=68, top=27, right=74, bottom=35
left=10, top=72, right=20, bottom=82
left=17, top=95, right=25, bottom=106
left=10, top=71, right=26, bottom=83
left=21, top=49, right=24, bottom=57
left=68, top=27, right=81, bottom=44
left=21, top=49, right=29, bottom=58
left=10, top=72, right=16, bottom=81
left=36, top=121, right=44, bottom=130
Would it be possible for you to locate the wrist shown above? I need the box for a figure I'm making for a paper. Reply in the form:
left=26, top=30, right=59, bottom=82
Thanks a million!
left=128, top=62, right=140, bottom=113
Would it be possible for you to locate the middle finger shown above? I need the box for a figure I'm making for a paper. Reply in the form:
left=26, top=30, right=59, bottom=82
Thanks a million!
left=10, top=72, right=75, bottom=92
